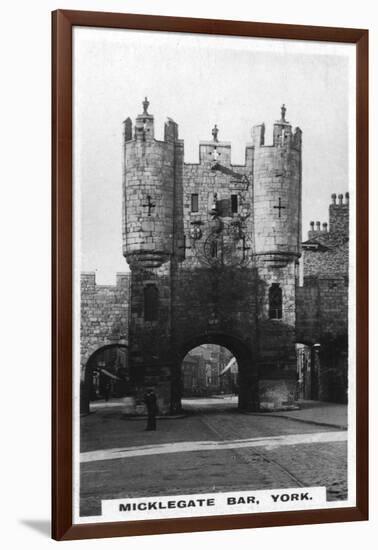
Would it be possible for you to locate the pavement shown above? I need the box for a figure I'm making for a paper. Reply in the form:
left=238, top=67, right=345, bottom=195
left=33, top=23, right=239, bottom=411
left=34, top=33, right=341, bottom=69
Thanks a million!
left=90, top=396, right=347, bottom=428
left=91, top=395, right=348, bottom=429
left=181, top=396, right=347, bottom=429
left=80, top=396, right=348, bottom=517
left=251, top=400, right=348, bottom=430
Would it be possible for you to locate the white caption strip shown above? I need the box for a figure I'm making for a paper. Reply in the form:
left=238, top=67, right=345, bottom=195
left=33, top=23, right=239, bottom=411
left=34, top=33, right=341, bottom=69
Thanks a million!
left=101, top=486, right=328, bottom=520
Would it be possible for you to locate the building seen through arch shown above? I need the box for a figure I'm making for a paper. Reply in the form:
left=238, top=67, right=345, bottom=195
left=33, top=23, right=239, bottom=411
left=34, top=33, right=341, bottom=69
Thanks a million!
left=181, top=344, right=238, bottom=398
left=82, top=345, right=130, bottom=413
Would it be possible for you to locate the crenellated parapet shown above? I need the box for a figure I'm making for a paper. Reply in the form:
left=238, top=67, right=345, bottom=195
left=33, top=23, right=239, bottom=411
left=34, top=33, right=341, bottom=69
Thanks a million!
left=252, top=105, right=302, bottom=152
left=123, top=101, right=302, bottom=272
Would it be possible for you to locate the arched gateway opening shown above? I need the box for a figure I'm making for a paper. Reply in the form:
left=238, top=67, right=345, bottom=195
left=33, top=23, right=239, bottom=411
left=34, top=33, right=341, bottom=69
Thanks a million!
left=181, top=344, right=239, bottom=412
left=81, top=344, right=130, bottom=414
left=172, top=334, right=258, bottom=413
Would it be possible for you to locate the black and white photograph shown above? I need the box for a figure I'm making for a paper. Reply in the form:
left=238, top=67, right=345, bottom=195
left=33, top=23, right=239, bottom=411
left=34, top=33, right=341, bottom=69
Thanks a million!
left=73, top=26, right=356, bottom=524
left=0, top=0, right=374, bottom=547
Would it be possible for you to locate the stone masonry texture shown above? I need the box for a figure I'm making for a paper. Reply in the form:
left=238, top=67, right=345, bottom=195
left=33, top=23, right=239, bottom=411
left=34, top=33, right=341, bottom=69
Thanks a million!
left=80, top=101, right=349, bottom=412
left=80, top=272, right=130, bottom=372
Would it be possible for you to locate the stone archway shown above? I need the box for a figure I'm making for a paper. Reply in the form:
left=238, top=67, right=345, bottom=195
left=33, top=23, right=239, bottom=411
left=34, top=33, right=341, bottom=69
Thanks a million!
left=171, top=333, right=258, bottom=414
left=81, top=344, right=129, bottom=414
left=122, top=103, right=302, bottom=414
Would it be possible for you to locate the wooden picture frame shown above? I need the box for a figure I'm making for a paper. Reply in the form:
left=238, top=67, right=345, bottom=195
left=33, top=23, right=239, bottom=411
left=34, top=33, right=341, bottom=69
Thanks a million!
left=52, top=9, right=368, bottom=541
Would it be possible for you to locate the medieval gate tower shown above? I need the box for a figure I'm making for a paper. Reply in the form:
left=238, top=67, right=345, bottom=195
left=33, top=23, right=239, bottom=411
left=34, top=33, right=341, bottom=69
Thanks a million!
left=123, top=99, right=302, bottom=414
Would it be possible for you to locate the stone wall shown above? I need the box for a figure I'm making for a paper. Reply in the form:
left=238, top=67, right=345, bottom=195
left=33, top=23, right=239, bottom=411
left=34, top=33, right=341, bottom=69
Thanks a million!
left=302, top=242, right=348, bottom=278
left=329, top=193, right=349, bottom=235
left=296, top=277, right=348, bottom=344
left=80, top=272, right=130, bottom=376
left=122, top=102, right=302, bottom=413
left=81, top=103, right=350, bottom=409
left=296, top=193, right=349, bottom=402
left=253, top=123, right=302, bottom=261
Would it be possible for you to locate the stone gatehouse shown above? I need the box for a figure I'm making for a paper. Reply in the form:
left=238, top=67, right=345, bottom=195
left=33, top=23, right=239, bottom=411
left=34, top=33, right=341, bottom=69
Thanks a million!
left=80, top=99, right=349, bottom=413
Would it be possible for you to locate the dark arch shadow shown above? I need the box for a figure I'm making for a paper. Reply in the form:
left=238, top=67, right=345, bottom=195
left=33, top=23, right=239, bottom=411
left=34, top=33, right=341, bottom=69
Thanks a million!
left=172, top=332, right=259, bottom=414
left=179, top=332, right=252, bottom=362
left=82, top=344, right=129, bottom=414
left=86, top=343, right=129, bottom=365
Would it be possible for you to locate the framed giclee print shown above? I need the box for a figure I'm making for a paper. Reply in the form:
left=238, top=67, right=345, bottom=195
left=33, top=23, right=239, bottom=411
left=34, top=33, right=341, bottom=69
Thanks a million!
left=52, top=10, right=368, bottom=541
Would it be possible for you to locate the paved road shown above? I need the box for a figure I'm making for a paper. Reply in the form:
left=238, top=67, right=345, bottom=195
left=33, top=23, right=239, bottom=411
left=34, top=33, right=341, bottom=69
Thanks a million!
left=80, top=399, right=347, bottom=517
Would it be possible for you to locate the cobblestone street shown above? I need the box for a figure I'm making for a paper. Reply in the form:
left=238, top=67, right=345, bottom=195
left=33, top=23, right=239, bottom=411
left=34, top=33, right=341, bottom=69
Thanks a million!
left=80, top=398, right=348, bottom=517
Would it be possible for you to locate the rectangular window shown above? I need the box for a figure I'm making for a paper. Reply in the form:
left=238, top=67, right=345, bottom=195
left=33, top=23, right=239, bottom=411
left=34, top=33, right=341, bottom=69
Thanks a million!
left=210, top=240, right=218, bottom=258
left=269, top=283, right=283, bottom=320
left=191, top=194, right=199, bottom=212
left=231, top=194, right=238, bottom=213
left=144, top=284, right=159, bottom=322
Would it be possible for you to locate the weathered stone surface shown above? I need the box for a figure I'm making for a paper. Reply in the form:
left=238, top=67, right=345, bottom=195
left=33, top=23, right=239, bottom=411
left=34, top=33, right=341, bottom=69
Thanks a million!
left=297, top=194, right=349, bottom=402
left=81, top=103, right=349, bottom=412
left=120, top=105, right=302, bottom=414
left=80, top=273, right=130, bottom=377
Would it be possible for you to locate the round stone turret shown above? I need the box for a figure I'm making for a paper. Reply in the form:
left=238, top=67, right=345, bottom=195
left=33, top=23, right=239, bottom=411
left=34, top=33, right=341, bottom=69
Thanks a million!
left=123, top=100, right=178, bottom=269
left=252, top=106, right=302, bottom=266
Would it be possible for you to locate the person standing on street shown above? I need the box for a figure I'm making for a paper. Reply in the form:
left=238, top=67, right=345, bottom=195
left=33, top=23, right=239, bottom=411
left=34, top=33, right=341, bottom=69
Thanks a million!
left=144, top=389, right=158, bottom=431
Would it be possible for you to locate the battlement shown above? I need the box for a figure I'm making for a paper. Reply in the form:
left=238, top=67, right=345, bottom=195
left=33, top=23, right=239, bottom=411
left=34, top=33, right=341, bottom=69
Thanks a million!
left=251, top=105, right=302, bottom=151
left=123, top=98, right=180, bottom=145
left=81, top=272, right=130, bottom=289
left=307, top=193, right=349, bottom=240
left=123, top=99, right=302, bottom=268
left=124, top=100, right=301, bottom=166
left=123, top=116, right=180, bottom=145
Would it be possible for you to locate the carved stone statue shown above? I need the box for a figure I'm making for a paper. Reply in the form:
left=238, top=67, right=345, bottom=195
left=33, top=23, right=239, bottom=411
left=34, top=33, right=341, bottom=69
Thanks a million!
left=212, top=124, right=219, bottom=142
left=281, top=104, right=287, bottom=122
left=143, top=97, right=150, bottom=115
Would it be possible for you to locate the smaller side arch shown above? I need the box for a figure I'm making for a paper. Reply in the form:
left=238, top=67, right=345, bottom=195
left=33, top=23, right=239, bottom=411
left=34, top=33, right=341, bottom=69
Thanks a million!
left=81, top=344, right=129, bottom=414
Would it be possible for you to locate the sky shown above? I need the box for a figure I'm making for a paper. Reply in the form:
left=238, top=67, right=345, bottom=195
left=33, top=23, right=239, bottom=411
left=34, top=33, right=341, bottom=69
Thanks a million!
left=74, top=27, right=355, bottom=284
